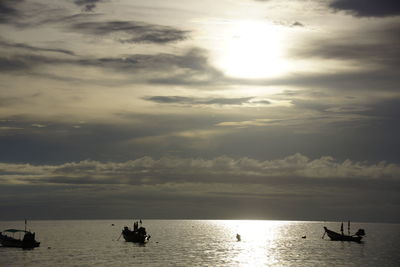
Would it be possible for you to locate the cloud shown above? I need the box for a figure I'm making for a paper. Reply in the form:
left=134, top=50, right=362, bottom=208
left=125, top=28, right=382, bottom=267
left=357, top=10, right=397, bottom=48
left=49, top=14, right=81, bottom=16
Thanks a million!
left=94, top=49, right=207, bottom=73
left=143, top=96, right=259, bottom=106
left=0, top=0, right=24, bottom=24
left=69, top=20, right=189, bottom=44
left=1, top=153, right=399, bottom=187
left=329, top=0, right=400, bottom=17
left=0, top=0, right=71, bottom=28
left=287, top=22, right=400, bottom=93
left=73, top=0, right=105, bottom=12
left=0, top=54, right=67, bottom=72
left=216, top=119, right=285, bottom=128
left=358, top=97, right=400, bottom=119
left=0, top=39, right=75, bottom=56
left=292, top=21, right=400, bottom=65
left=291, top=21, right=304, bottom=27
left=0, top=46, right=225, bottom=87
left=77, top=48, right=208, bottom=72
left=294, top=40, right=400, bottom=70
left=31, top=123, right=47, bottom=128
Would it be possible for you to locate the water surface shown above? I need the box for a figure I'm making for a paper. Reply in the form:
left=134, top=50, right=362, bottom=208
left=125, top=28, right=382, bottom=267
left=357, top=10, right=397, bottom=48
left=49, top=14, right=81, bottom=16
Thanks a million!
left=0, top=220, right=399, bottom=266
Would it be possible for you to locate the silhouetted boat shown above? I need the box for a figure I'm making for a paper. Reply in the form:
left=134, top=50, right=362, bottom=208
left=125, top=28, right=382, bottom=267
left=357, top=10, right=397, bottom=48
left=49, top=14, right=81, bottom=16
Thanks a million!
left=0, top=220, right=40, bottom=249
left=0, top=228, right=40, bottom=248
left=323, top=222, right=365, bottom=243
left=121, top=220, right=150, bottom=243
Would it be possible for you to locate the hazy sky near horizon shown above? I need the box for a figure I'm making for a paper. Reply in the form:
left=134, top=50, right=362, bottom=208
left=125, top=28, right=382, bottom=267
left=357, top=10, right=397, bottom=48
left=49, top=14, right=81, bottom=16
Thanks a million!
left=1, top=0, right=399, bottom=222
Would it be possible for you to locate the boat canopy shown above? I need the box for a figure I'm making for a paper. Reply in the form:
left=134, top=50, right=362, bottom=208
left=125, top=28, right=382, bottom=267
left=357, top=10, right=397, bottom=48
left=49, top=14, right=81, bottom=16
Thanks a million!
left=2, top=229, right=27, bottom=233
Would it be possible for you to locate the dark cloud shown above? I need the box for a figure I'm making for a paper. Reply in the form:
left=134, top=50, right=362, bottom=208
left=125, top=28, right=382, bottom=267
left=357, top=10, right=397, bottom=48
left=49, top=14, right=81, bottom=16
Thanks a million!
left=0, top=154, right=399, bottom=221
left=247, top=69, right=399, bottom=94
left=1, top=153, right=400, bottom=186
left=359, top=97, right=400, bottom=119
left=0, top=0, right=70, bottom=28
left=2, top=102, right=400, bottom=167
left=295, top=41, right=400, bottom=69
left=291, top=21, right=304, bottom=27
left=144, top=96, right=255, bottom=106
left=329, top=0, right=400, bottom=17
left=290, top=99, right=331, bottom=112
left=252, top=100, right=271, bottom=105
left=0, top=46, right=225, bottom=88
left=35, top=13, right=101, bottom=27
left=0, top=54, right=69, bottom=72
left=0, top=39, right=75, bottom=56
left=0, top=113, right=229, bottom=163
left=1, top=41, right=398, bottom=97
left=0, top=0, right=24, bottom=23
left=74, top=0, right=105, bottom=12
left=73, top=48, right=223, bottom=86
left=0, top=182, right=399, bottom=221
left=0, top=1, right=101, bottom=28
left=69, top=20, right=189, bottom=44
left=286, top=22, right=400, bottom=93
left=77, top=48, right=208, bottom=71
left=292, top=22, right=400, bottom=67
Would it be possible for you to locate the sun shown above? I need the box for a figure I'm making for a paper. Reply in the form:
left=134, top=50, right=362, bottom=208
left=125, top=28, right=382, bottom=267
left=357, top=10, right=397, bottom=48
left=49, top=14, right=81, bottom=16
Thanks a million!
left=217, top=21, right=287, bottom=79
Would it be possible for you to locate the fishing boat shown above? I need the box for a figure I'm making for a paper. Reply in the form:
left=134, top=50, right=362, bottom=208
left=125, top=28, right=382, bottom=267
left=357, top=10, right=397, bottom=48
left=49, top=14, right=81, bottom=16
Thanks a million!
left=0, top=221, right=40, bottom=248
left=121, top=220, right=150, bottom=243
left=323, top=221, right=365, bottom=243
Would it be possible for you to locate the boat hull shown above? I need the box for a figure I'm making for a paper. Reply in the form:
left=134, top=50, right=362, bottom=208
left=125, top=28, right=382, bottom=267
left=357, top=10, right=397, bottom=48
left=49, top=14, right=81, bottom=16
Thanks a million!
left=0, top=234, right=40, bottom=248
left=122, top=228, right=148, bottom=243
left=323, top=227, right=362, bottom=242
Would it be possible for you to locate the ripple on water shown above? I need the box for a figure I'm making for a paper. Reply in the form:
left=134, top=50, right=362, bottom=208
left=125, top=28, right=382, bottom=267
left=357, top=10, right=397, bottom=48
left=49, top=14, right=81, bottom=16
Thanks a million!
left=0, top=220, right=399, bottom=266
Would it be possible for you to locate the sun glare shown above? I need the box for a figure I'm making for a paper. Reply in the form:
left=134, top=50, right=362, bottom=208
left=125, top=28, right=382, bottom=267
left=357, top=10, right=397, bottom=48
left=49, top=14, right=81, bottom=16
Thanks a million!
left=218, top=21, right=287, bottom=79
left=217, top=220, right=289, bottom=266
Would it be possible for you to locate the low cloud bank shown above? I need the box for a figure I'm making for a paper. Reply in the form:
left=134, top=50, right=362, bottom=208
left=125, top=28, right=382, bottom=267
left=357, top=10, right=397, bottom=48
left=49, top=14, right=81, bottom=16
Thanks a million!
left=1, top=153, right=399, bottom=186
left=1, top=153, right=399, bottom=221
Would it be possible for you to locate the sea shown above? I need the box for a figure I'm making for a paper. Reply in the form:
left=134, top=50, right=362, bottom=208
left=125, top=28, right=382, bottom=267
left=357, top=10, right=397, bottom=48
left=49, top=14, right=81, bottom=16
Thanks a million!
left=0, top=220, right=399, bottom=266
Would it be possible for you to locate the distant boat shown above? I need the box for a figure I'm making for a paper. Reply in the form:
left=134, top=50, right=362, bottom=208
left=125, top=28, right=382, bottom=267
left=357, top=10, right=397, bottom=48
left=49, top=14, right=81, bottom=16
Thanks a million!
left=0, top=220, right=40, bottom=248
left=121, top=220, right=150, bottom=244
left=323, top=222, right=365, bottom=243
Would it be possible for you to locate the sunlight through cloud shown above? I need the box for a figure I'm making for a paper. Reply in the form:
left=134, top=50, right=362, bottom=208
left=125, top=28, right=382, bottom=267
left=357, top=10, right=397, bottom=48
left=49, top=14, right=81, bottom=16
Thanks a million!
left=218, top=21, right=287, bottom=79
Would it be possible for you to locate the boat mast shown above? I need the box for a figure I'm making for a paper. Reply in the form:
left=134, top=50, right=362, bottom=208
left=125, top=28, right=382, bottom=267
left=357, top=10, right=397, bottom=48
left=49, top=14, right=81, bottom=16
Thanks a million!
left=348, top=221, right=350, bottom=235
left=25, top=219, right=27, bottom=232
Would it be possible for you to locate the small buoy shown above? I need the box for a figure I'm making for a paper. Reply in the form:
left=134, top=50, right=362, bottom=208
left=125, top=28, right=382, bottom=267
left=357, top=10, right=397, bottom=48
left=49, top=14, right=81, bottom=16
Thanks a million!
left=302, top=236, right=306, bottom=239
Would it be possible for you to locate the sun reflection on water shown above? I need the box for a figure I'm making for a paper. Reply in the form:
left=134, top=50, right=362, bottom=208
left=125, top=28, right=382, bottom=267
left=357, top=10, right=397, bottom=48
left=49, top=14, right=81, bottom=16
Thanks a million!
left=213, top=220, right=291, bottom=266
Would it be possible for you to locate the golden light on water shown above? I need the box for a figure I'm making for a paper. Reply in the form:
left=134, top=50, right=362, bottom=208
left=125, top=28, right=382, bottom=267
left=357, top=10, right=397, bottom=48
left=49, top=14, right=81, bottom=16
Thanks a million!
left=216, top=220, right=291, bottom=266
left=217, top=21, right=287, bottom=79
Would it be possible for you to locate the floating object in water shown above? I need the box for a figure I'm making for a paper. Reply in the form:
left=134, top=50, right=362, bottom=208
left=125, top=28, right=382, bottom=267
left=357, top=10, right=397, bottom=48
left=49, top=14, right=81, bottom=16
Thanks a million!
left=302, top=236, right=306, bottom=239
left=236, top=233, right=241, bottom=241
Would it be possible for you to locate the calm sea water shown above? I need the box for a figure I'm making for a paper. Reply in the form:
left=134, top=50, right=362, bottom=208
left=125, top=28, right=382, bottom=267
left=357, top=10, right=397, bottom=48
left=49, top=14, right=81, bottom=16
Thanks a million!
left=0, top=220, right=399, bottom=266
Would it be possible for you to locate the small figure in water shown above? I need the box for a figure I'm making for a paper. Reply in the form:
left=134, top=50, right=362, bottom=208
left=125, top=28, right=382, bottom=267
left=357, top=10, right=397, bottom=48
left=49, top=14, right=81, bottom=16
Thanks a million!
left=236, top=233, right=241, bottom=241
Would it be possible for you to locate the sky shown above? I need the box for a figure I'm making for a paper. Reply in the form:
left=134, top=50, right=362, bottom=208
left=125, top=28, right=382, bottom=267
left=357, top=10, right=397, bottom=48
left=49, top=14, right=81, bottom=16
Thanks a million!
left=0, top=0, right=399, bottom=222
